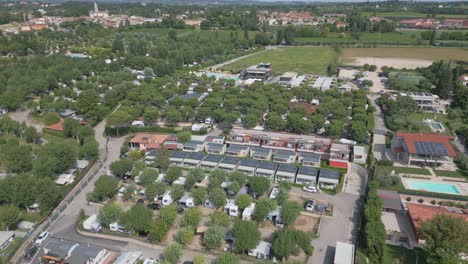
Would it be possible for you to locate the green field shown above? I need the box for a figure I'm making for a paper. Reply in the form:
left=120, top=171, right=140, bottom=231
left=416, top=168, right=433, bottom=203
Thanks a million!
left=296, top=32, right=419, bottom=44
left=363, top=11, right=468, bottom=19
left=384, top=245, right=427, bottom=264
left=434, top=170, right=466, bottom=178
left=221, top=46, right=339, bottom=75
left=388, top=72, right=427, bottom=90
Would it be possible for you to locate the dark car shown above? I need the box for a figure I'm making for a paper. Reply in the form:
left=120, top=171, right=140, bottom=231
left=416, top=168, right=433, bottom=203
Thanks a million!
left=147, top=203, right=161, bottom=210
left=137, top=199, right=144, bottom=205
left=24, top=246, right=38, bottom=260
left=183, top=262, right=194, bottom=264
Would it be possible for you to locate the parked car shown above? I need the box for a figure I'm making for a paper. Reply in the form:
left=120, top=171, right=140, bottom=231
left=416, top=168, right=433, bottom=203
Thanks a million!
left=34, top=231, right=50, bottom=246
left=305, top=200, right=315, bottom=212
left=302, top=185, right=318, bottom=193
left=147, top=203, right=161, bottom=210
left=24, top=246, right=38, bottom=260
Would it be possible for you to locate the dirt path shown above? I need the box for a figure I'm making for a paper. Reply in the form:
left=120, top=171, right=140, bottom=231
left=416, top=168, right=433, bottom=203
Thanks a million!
left=206, top=46, right=278, bottom=71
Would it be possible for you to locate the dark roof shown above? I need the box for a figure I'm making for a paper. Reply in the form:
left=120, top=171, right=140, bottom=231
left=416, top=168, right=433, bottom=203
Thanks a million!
left=299, top=152, right=321, bottom=163
left=227, top=144, right=249, bottom=152
left=171, top=150, right=189, bottom=159
left=67, top=244, right=103, bottom=264
left=252, top=147, right=271, bottom=156
left=297, top=166, right=319, bottom=176
left=377, top=189, right=403, bottom=211
left=44, top=238, right=78, bottom=259
left=239, top=159, right=259, bottom=168
left=276, top=163, right=297, bottom=173
left=207, top=143, right=225, bottom=151
left=257, top=161, right=278, bottom=171
left=274, top=150, right=296, bottom=159
left=220, top=156, right=240, bottom=165
left=184, top=140, right=204, bottom=147
left=186, top=152, right=206, bottom=160
left=319, top=169, right=340, bottom=180
left=203, top=154, right=223, bottom=163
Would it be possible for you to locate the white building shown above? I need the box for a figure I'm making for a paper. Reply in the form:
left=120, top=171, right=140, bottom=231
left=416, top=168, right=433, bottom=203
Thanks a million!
left=83, top=214, right=102, bottom=232
left=242, top=203, right=256, bottom=221
left=89, top=1, right=109, bottom=20
left=353, top=146, right=367, bottom=164
left=248, top=240, right=272, bottom=259
left=334, top=242, right=355, bottom=264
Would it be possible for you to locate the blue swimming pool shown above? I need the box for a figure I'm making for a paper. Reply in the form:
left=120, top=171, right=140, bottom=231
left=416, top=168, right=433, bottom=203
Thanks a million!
left=406, top=179, right=460, bottom=194
left=205, top=72, right=240, bottom=81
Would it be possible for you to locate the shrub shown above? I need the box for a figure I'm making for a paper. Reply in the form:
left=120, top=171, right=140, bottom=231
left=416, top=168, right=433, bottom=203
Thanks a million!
left=406, top=197, right=411, bottom=202
left=418, top=199, right=424, bottom=203
left=430, top=200, right=437, bottom=205
left=176, top=226, right=195, bottom=245
left=378, top=160, right=394, bottom=166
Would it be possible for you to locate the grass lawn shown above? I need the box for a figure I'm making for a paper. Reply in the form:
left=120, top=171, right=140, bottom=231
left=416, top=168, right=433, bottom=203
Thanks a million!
left=434, top=170, right=467, bottom=178
left=0, top=237, right=22, bottom=261
left=394, top=167, right=432, bottom=175
left=221, top=46, right=339, bottom=75
left=295, top=32, right=418, bottom=44
left=340, top=47, right=468, bottom=62
left=384, top=245, right=427, bottom=264
left=362, top=11, right=467, bottom=19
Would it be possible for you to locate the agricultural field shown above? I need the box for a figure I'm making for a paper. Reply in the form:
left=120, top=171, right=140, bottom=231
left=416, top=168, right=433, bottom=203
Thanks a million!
left=340, top=47, right=468, bottom=62
left=362, top=11, right=468, bottom=19
left=221, top=46, right=339, bottom=75
left=388, top=72, right=427, bottom=90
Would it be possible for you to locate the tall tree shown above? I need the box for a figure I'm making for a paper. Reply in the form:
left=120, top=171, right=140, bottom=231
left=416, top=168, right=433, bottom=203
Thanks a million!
left=232, top=220, right=260, bottom=253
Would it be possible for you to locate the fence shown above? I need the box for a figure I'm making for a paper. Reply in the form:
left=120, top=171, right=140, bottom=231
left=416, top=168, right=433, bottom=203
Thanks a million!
left=11, top=138, right=109, bottom=264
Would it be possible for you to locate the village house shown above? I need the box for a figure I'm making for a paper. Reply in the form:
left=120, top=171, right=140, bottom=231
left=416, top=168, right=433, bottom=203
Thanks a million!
left=298, top=152, right=321, bottom=167
left=205, top=143, right=226, bottom=155
left=183, top=140, right=206, bottom=152
left=295, top=166, right=319, bottom=186
left=329, top=143, right=350, bottom=169
left=318, top=169, right=340, bottom=189
left=170, top=150, right=188, bottom=165
left=129, top=133, right=169, bottom=152
left=225, top=144, right=250, bottom=157
left=218, top=156, right=240, bottom=172
left=250, top=147, right=273, bottom=161
left=255, top=161, right=278, bottom=180
left=391, top=132, right=456, bottom=168
left=275, top=163, right=298, bottom=183
left=353, top=146, right=367, bottom=164
left=183, top=152, right=206, bottom=167
left=200, top=154, right=222, bottom=169
left=273, top=150, right=297, bottom=164
left=237, top=159, right=259, bottom=175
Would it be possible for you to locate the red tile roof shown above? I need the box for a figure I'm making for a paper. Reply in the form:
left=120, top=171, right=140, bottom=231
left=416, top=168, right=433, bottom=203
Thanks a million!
left=395, top=132, right=455, bottom=157
left=46, top=119, right=64, bottom=132
left=130, top=133, right=169, bottom=149
left=407, top=203, right=468, bottom=230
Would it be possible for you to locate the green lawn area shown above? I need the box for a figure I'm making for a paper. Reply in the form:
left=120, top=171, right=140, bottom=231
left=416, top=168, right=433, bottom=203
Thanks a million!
left=386, top=111, right=463, bottom=136
left=434, top=170, right=466, bottom=178
left=0, top=237, right=22, bottom=261
left=384, top=245, right=427, bottom=264
left=221, top=46, right=339, bottom=75
left=394, top=167, right=432, bottom=175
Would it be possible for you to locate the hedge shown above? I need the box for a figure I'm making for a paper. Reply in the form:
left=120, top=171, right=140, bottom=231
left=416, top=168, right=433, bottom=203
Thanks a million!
left=42, top=128, right=67, bottom=138
left=399, top=189, right=468, bottom=202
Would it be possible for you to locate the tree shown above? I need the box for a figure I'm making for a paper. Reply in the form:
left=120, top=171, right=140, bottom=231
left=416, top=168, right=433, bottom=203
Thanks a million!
left=165, top=166, right=182, bottom=183
left=326, top=120, right=344, bottom=137
left=106, top=110, right=132, bottom=135
left=181, top=207, right=202, bottom=227
left=24, top=126, right=39, bottom=143
left=81, top=136, right=99, bottom=159
left=235, top=194, right=253, bottom=210
left=162, top=243, right=182, bottom=264
left=176, top=226, right=195, bottom=245
left=119, top=204, right=152, bottom=234
left=191, top=187, right=207, bottom=205
left=155, top=147, right=170, bottom=171
left=110, top=159, right=133, bottom=177
left=177, top=131, right=191, bottom=143
left=209, top=188, right=227, bottom=208
left=98, top=202, right=122, bottom=227
left=265, top=112, right=286, bottom=131
left=143, top=107, right=159, bottom=124
left=253, top=198, right=277, bottom=223
left=77, top=89, right=99, bottom=115
left=271, top=228, right=299, bottom=260
left=210, top=211, right=231, bottom=227
left=2, top=141, right=32, bottom=173
left=145, top=182, right=166, bottom=201
left=419, top=214, right=468, bottom=264
left=140, top=168, right=158, bottom=187
left=351, top=121, right=368, bottom=142
left=215, top=253, right=240, bottom=264
left=90, top=176, right=118, bottom=202
left=204, top=224, right=227, bottom=251
left=171, top=185, right=185, bottom=201
left=429, top=29, right=437, bottom=45
left=43, top=112, right=60, bottom=126
left=0, top=205, right=20, bottom=230
left=168, top=30, right=177, bottom=41
left=232, top=220, right=260, bottom=253
left=280, top=201, right=301, bottom=226
left=249, top=176, right=271, bottom=195
left=435, top=66, right=452, bottom=99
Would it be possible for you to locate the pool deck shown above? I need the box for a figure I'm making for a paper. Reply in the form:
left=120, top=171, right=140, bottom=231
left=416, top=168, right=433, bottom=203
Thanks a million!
left=402, top=177, right=468, bottom=196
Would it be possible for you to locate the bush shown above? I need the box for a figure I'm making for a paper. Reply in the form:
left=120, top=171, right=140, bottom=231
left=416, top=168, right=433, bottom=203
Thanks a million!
left=210, top=211, right=231, bottom=227
left=430, top=200, right=436, bottom=205
left=378, top=160, right=394, bottom=166
left=418, top=199, right=424, bottom=203
left=176, top=226, right=195, bottom=245
left=406, top=197, right=411, bottom=202
left=181, top=207, right=202, bottom=228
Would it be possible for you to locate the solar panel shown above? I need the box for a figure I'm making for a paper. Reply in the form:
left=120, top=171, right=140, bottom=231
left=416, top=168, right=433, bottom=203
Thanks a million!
left=414, top=141, right=449, bottom=156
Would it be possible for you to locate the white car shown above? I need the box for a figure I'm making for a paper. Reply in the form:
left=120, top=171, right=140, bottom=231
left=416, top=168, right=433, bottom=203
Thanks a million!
left=34, top=231, right=50, bottom=246
left=302, top=185, right=318, bottom=193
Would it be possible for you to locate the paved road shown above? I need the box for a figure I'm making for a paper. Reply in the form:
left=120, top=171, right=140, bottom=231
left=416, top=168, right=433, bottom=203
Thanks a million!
left=290, top=187, right=364, bottom=264
left=206, top=46, right=277, bottom=71
left=368, top=94, right=388, bottom=161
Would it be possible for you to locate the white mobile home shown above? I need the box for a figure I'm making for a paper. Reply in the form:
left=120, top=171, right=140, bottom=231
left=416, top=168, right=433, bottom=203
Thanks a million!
left=83, top=214, right=102, bottom=232
left=179, top=193, right=195, bottom=208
